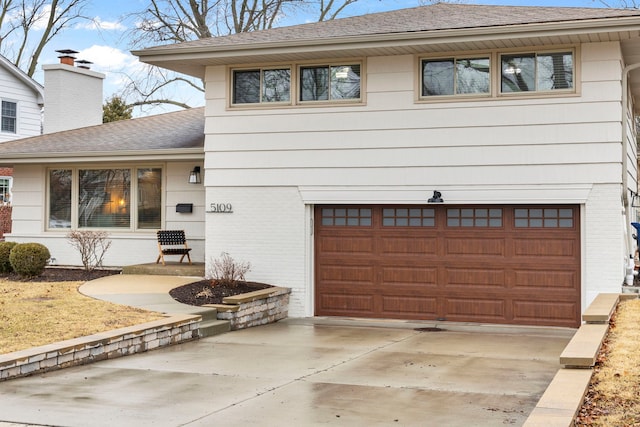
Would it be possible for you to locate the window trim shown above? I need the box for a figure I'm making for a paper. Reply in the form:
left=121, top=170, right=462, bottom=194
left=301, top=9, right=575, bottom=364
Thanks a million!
left=1, top=99, right=18, bottom=134
left=45, top=164, right=165, bottom=232
left=420, top=55, right=492, bottom=99
left=416, top=46, right=579, bottom=102
left=499, top=48, right=575, bottom=96
left=228, top=59, right=365, bottom=109
left=231, top=66, right=292, bottom=106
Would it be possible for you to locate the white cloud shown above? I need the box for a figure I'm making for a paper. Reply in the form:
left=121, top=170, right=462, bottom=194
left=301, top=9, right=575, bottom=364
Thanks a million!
left=76, top=17, right=127, bottom=32
left=78, top=45, right=136, bottom=71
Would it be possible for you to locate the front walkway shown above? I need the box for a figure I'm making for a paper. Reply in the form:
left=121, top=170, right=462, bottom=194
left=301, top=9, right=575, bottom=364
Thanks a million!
left=0, top=316, right=572, bottom=426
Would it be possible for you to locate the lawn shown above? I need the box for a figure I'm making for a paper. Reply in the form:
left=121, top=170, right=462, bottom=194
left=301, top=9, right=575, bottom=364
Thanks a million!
left=0, top=279, right=164, bottom=354
left=576, top=298, right=640, bottom=426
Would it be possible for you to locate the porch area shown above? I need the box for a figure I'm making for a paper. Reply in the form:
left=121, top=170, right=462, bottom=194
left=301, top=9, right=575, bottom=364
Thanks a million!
left=121, top=262, right=205, bottom=277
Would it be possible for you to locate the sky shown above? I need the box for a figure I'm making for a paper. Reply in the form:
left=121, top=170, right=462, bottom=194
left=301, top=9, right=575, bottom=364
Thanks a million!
left=29, top=0, right=616, bottom=113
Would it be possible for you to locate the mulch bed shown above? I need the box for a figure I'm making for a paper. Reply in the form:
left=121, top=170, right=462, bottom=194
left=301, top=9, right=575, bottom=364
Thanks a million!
left=169, top=280, right=272, bottom=306
left=3, top=267, right=122, bottom=282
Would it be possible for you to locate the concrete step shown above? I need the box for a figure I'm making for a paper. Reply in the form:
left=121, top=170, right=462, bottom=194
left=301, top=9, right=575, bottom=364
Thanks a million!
left=200, top=319, right=230, bottom=337
left=186, top=306, right=229, bottom=337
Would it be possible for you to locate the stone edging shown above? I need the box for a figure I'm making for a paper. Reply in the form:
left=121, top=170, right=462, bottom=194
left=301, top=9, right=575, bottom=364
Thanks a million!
left=523, top=293, right=638, bottom=426
left=205, top=286, right=291, bottom=330
left=0, top=314, right=201, bottom=382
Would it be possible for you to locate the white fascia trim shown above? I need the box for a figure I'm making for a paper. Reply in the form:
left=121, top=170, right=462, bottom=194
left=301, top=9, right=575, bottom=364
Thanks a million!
left=298, top=184, right=594, bottom=205
left=1, top=149, right=204, bottom=164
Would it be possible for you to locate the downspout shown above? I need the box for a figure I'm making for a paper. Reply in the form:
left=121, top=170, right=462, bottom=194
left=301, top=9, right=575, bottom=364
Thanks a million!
left=621, top=62, right=640, bottom=285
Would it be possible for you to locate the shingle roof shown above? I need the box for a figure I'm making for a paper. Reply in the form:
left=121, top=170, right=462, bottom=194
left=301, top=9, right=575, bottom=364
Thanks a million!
left=0, top=107, right=204, bottom=160
left=138, top=3, right=640, bottom=53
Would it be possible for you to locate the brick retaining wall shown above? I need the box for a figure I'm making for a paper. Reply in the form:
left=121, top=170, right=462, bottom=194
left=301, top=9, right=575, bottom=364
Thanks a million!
left=209, top=287, right=291, bottom=330
left=0, top=314, right=200, bottom=381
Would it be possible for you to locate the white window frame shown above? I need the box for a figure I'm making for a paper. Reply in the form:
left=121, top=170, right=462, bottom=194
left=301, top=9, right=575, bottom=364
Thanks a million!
left=1, top=99, right=17, bottom=134
left=499, top=49, right=575, bottom=95
left=46, top=164, right=164, bottom=232
left=420, top=55, right=492, bottom=99
left=231, top=66, right=292, bottom=106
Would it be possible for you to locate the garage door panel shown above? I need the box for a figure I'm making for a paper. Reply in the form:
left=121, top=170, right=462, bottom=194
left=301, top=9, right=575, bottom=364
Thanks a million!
left=512, top=300, right=579, bottom=325
left=379, top=236, right=437, bottom=256
left=444, top=297, right=506, bottom=321
left=318, top=264, right=375, bottom=283
left=512, top=237, right=578, bottom=258
left=513, top=269, right=577, bottom=290
left=381, top=295, right=438, bottom=317
left=446, top=238, right=505, bottom=256
left=315, top=205, right=580, bottom=327
left=445, top=267, right=506, bottom=288
left=318, top=292, right=374, bottom=315
left=381, top=266, right=438, bottom=285
left=316, top=235, right=374, bottom=255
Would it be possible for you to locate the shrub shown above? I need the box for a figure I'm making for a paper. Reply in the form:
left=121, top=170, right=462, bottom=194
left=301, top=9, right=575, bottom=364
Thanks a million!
left=9, top=243, right=51, bottom=278
left=0, top=241, right=17, bottom=273
left=66, top=230, right=112, bottom=271
left=206, top=252, right=251, bottom=288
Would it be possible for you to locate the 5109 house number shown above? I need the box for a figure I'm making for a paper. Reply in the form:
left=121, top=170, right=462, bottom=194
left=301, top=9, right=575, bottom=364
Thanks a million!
left=207, top=203, right=233, bottom=213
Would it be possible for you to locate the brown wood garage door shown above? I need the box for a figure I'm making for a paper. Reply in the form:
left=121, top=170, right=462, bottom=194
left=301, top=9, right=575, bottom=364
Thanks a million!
left=315, top=205, right=580, bottom=327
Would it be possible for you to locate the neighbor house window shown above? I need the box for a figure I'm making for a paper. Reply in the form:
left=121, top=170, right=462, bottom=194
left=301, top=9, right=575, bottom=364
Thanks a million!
left=421, top=57, right=490, bottom=96
left=0, top=177, right=11, bottom=204
left=501, top=51, right=573, bottom=93
left=232, top=68, right=291, bottom=104
left=1, top=100, right=17, bottom=133
left=300, top=64, right=361, bottom=102
left=47, top=167, right=162, bottom=230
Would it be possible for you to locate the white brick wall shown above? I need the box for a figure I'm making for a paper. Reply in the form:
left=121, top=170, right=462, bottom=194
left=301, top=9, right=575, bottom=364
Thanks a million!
left=205, top=187, right=308, bottom=316
left=584, top=183, right=626, bottom=307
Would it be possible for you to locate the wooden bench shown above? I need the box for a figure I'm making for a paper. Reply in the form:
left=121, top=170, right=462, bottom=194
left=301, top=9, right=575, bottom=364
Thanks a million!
left=156, top=230, right=192, bottom=265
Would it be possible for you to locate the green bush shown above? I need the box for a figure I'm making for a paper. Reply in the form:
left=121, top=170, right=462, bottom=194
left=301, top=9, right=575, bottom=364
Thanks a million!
left=0, top=241, right=17, bottom=273
left=9, top=243, right=51, bottom=278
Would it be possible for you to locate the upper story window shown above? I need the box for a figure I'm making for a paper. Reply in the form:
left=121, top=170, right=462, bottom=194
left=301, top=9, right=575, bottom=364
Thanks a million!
left=300, top=64, right=361, bottom=102
left=501, top=51, right=573, bottom=93
left=1, top=100, right=17, bottom=133
left=232, top=68, right=291, bottom=104
left=421, top=57, right=490, bottom=97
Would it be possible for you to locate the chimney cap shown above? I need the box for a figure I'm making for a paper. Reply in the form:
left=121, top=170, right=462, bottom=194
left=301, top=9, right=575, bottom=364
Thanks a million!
left=56, top=49, right=78, bottom=56
left=75, top=59, right=93, bottom=69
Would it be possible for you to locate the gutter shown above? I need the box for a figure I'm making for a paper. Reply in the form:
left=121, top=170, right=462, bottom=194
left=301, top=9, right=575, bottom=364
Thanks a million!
left=622, top=62, right=640, bottom=282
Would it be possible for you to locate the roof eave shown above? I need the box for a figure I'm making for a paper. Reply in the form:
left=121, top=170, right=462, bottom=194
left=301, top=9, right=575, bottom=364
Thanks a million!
left=134, top=16, right=640, bottom=70
left=0, top=148, right=204, bottom=165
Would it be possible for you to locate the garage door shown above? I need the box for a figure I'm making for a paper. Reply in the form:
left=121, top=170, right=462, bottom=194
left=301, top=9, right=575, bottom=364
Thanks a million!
left=315, top=205, right=580, bottom=327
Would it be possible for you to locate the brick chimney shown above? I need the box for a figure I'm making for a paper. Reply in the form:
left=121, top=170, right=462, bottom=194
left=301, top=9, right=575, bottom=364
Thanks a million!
left=42, top=49, right=105, bottom=134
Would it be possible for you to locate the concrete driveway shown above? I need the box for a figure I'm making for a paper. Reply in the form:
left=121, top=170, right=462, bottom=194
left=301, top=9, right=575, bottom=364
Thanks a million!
left=0, top=318, right=572, bottom=427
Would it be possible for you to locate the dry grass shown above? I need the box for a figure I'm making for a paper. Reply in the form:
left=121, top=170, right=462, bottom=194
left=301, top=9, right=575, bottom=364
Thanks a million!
left=0, top=279, right=164, bottom=354
left=577, top=298, right=640, bottom=426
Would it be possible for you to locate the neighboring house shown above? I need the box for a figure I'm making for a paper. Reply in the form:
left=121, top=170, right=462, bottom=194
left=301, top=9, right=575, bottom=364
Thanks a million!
left=2, top=4, right=640, bottom=329
left=0, top=54, right=45, bottom=205
left=132, top=3, right=640, bottom=328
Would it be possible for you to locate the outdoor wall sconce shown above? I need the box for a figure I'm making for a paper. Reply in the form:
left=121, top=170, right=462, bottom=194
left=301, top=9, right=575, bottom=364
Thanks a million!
left=428, top=190, right=443, bottom=203
left=631, top=190, right=640, bottom=208
left=189, top=166, right=201, bottom=184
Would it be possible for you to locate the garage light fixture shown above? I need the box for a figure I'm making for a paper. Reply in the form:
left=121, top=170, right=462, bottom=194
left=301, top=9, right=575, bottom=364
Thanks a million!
left=631, top=190, right=640, bottom=208
left=189, top=166, right=201, bottom=184
left=428, top=190, right=443, bottom=203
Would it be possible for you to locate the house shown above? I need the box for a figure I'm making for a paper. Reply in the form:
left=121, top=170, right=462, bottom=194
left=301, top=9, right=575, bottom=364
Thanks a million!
left=130, top=3, right=640, bottom=328
left=0, top=54, right=45, bottom=204
left=1, top=4, right=639, bottom=328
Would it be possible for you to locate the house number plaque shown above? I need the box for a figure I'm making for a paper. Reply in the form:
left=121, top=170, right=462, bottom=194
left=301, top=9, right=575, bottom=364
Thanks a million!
left=207, top=203, right=233, bottom=213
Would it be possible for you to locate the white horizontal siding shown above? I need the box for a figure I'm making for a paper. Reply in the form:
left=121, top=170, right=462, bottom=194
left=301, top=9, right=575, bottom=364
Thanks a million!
left=0, top=66, right=42, bottom=141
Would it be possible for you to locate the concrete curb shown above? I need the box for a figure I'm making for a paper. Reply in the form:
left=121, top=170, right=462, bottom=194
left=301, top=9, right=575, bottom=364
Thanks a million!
left=0, top=314, right=201, bottom=382
left=524, top=293, right=638, bottom=426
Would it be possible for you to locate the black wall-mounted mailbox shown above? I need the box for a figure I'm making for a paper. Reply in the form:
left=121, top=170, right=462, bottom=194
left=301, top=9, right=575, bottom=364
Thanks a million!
left=176, top=203, right=193, bottom=213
